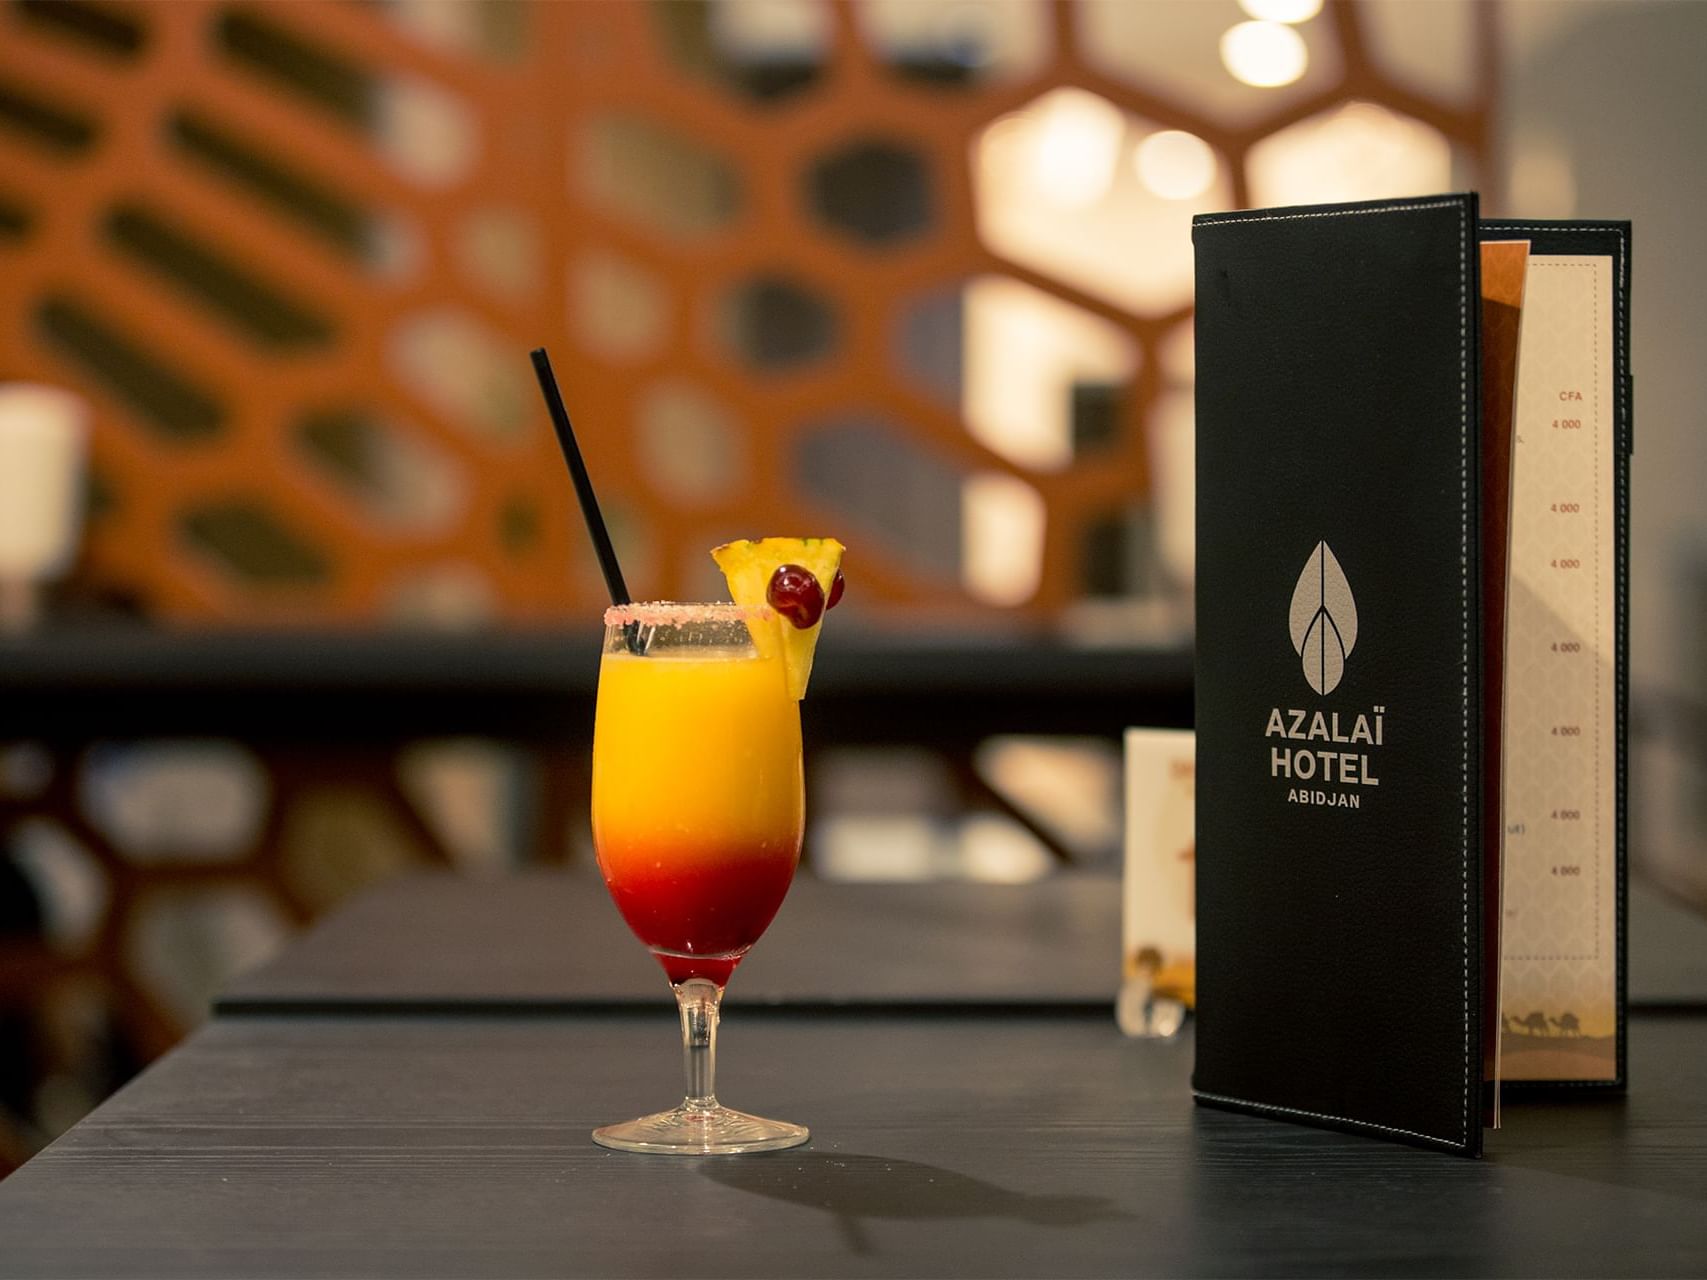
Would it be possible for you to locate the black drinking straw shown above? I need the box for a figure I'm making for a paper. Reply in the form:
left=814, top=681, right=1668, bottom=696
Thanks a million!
left=530, top=347, right=631, bottom=609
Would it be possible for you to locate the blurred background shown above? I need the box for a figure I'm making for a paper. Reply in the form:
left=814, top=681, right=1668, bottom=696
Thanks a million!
left=0, top=0, right=1702, bottom=1169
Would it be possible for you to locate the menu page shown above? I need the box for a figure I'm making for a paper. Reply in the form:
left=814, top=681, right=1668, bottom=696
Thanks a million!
left=1122, top=730, right=1195, bottom=976
left=1500, top=254, right=1619, bottom=1082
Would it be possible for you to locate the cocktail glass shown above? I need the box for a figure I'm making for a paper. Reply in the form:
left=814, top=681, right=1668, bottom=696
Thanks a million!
left=590, top=601, right=809, bottom=1154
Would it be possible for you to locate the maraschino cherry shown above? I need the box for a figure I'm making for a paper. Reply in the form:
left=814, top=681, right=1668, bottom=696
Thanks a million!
left=767, top=564, right=825, bottom=629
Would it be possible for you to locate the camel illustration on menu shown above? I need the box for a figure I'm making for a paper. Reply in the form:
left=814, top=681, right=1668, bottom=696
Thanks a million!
left=1502, top=1010, right=1582, bottom=1038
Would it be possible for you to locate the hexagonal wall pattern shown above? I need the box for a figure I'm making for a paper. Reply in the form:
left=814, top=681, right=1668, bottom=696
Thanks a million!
left=973, top=88, right=1233, bottom=316
left=807, top=139, right=933, bottom=247
left=653, top=0, right=832, bottom=103
left=576, top=114, right=743, bottom=240
left=796, top=412, right=963, bottom=580
left=0, top=0, right=1494, bottom=623
left=717, top=275, right=839, bottom=372
left=896, top=275, right=1141, bottom=472
left=295, top=408, right=467, bottom=535
left=858, top=0, right=1052, bottom=88
left=1246, top=101, right=1454, bottom=210
left=180, top=502, right=331, bottom=589
left=570, top=251, right=671, bottom=364
left=1076, top=0, right=1343, bottom=131
left=636, top=379, right=748, bottom=506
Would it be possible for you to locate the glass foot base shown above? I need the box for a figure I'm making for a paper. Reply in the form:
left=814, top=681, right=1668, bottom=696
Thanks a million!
left=593, top=1104, right=809, bottom=1155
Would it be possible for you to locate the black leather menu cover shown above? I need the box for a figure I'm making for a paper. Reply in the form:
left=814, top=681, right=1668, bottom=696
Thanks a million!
left=1192, top=195, right=1487, bottom=1155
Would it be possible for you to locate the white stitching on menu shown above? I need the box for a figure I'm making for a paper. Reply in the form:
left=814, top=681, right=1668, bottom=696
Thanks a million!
left=1458, top=203, right=1469, bottom=1147
left=1195, top=198, right=1473, bottom=1149
left=1192, top=200, right=1463, bottom=227
left=1193, top=1091, right=1461, bottom=1149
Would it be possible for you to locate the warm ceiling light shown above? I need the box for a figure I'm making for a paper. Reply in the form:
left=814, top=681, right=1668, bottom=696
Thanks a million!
left=1134, top=130, right=1217, bottom=200
left=962, top=471, right=1046, bottom=606
left=1238, top=0, right=1323, bottom=23
left=1220, top=20, right=1308, bottom=88
left=1030, top=88, right=1125, bottom=209
left=1246, top=101, right=1453, bottom=209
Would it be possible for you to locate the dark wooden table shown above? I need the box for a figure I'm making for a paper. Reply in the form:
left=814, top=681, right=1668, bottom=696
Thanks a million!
left=218, top=871, right=1707, bottom=1014
left=217, top=872, right=1124, bottom=1014
left=5, top=873, right=1707, bottom=1277
left=1, top=1012, right=1705, bottom=1278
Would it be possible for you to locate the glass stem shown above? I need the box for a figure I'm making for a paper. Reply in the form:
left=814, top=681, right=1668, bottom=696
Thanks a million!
left=675, top=979, right=722, bottom=1112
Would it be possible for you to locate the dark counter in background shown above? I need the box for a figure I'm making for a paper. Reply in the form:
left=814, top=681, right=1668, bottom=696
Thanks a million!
left=0, top=629, right=1194, bottom=742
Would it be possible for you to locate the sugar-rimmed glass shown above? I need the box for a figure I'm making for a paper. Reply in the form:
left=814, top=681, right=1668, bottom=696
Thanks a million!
left=590, top=602, right=808, bottom=1154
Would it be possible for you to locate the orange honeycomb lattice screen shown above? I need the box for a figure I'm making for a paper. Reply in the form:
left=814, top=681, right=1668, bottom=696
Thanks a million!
left=0, top=0, right=1496, bottom=625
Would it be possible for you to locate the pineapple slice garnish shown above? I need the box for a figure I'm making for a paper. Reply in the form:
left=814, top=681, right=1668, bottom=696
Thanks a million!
left=711, top=537, right=845, bottom=699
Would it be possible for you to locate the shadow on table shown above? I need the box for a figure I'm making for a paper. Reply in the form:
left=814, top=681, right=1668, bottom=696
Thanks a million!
left=700, top=1151, right=1130, bottom=1254
left=1491, top=1095, right=1707, bottom=1202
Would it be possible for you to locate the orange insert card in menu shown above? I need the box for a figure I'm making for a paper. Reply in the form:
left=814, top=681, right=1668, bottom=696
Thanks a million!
left=1479, top=238, right=1528, bottom=1111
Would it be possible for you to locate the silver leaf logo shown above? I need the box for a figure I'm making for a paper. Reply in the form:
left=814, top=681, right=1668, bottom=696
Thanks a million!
left=1288, top=542, right=1357, bottom=696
